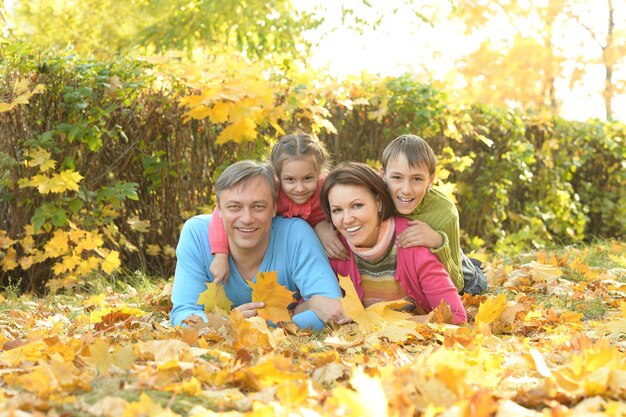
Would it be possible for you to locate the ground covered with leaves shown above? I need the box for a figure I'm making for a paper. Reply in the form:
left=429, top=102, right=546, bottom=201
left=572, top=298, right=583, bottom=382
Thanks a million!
left=1, top=241, right=625, bottom=416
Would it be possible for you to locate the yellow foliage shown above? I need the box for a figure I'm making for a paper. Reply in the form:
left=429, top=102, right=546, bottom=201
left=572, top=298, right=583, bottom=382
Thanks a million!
left=18, top=169, right=83, bottom=194
left=1, top=247, right=18, bottom=271
left=101, top=250, right=121, bottom=274
left=216, top=118, right=258, bottom=144
left=24, top=146, right=57, bottom=172
left=0, top=79, right=45, bottom=113
left=44, top=230, right=70, bottom=258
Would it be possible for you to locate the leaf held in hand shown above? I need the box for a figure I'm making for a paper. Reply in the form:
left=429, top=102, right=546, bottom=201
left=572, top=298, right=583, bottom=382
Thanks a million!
left=249, top=271, right=294, bottom=323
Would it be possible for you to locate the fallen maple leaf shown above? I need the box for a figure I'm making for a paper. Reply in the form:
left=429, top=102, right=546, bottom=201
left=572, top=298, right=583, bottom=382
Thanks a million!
left=424, top=299, right=455, bottom=324
left=338, top=275, right=383, bottom=333
left=88, top=338, right=113, bottom=375
left=197, top=281, right=233, bottom=316
left=475, top=294, right=508, bottom=328
left=249, top=271, right=294, bottom=323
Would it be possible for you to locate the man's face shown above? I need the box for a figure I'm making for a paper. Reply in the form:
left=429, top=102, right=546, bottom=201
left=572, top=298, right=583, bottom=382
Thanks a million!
left=218, top=177, right=277, bottom=255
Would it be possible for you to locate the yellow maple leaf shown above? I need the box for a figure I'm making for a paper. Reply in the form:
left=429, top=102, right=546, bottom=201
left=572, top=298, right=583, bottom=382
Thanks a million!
left=367, top=300, right=414, bottom=324
left=75, top=255, right=101, bottom=274
left=228, top=309, right=276, bottom=349
left=18, top=173, right=52, bottom=193
left=0, top=340, right=48, bottom=366
left=122, top=392, right=180, bottom=417
left=327, top=367, right=388, bottom=417
left=1, top=247, right=18, bottom=271
left=216, top=118, right=257, bottom=144
left=112, top=344, right=135, bottom=371
left=242, top=357, right=305, bottom=388
left=88, top=338, right=113, bottom=375
left=0, top=102, right=14, bottom=112
left=276, top=380, right=308, bottom=405
left=43, top=230, right=70, bottom=258
left=609, top=254, right=626, bottom=268
left=52, top=169, right=83, bottom=193
left=197, top=281, right=233, bottom=315
left=338, top=274, right=383, bottom=333
left=101, top=250, right=121, bottom=274
left=182, top=105, right=212, bottom=122
left=475, top=294, right=508, bottom=327
left=249, top=271, right=294, bottom=323
left=52, top=254, right=81, bottom=275
left=127, top=216, right=151, bottom=233
left=207, top=101, right=235, bottom=123
left=24, top=147, right=56, bottom=173
left=146, top=244, right=161, bottom=256
left=137, top=339, right=193, bottom=363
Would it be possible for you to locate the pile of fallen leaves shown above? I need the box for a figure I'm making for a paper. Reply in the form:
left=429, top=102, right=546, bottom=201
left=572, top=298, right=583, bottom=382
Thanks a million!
left=1, top=241, right=625, bottom=416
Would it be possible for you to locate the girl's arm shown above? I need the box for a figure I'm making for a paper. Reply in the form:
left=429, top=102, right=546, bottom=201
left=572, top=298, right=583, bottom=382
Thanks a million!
left=208, top=208, right=230, bottom=284
left=208, top=208, right=230, bottom=254
left=314, top=220, right=349, bottom=260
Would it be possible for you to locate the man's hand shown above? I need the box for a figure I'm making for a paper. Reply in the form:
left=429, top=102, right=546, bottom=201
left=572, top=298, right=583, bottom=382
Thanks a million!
left=210, top=253, right=230, bottom=284
left=314, top=221, right=349, bottom=260
left=397, top=220, right=443, bottom=249
left=295, top=295, right=351, bottom=324
left=234, top=301, right=264, bottom=318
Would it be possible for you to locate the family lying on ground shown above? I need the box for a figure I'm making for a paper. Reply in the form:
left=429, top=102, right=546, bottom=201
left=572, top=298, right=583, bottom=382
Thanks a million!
left=170, top=133, right=488, bottom=329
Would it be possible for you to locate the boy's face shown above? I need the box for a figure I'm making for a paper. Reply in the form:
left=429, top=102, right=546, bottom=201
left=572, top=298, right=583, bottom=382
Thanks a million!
left=381, top=154, right=435, bottom=215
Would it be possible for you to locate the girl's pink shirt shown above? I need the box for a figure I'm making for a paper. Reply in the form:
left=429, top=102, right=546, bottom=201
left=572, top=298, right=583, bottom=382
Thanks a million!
left=330, top=216, right=467, bottom=324
left=209, top=175, right=327, bottom=254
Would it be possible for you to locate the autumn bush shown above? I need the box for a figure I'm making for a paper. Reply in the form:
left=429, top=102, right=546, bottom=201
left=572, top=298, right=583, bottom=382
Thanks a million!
left=1, top=43, right=624, bottom=291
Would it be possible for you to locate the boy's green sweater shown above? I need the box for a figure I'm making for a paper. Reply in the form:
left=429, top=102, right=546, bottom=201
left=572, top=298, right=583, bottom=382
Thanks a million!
left=403, top=188, right=464, bottom=291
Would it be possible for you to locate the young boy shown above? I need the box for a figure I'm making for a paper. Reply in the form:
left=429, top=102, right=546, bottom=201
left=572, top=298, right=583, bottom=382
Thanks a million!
left=380, top=134, right=487, bottom=295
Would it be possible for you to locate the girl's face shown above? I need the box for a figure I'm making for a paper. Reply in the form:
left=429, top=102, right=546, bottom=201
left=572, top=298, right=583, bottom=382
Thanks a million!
left=280, top=157, right=319, bottom=204
left=328, top=184, right=381, bottom=248
left=382, top=154, right=434, bottom=215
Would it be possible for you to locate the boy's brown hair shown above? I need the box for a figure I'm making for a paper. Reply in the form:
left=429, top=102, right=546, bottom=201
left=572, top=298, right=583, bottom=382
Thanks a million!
left=381, top=134, right=437, bottom=175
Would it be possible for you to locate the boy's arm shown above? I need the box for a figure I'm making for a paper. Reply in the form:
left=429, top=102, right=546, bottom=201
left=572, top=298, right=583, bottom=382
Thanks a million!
left=429, top=218, right=464, bottom=292
left=208, top=207, right=229, bottom=254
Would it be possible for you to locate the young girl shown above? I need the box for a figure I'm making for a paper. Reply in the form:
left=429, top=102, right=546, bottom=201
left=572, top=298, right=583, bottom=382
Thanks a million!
left=209, top=133, right=348, bottom=283
left=320, top=162, right=467, bottom=323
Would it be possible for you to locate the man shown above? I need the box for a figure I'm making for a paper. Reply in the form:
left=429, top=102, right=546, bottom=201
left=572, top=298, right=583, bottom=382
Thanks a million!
left=171, top=160, right=347, bottom=329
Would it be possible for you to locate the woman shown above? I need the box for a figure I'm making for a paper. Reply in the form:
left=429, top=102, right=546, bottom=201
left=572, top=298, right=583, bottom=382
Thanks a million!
left=319, top=162, right=467, bottom=324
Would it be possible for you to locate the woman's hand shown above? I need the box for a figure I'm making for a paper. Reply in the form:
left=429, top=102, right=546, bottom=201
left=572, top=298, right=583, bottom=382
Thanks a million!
left=294, top=295, right=352, bottom=325
left=210, top=253, right=230, bottom=284
left=397, top=220, right=443, bottom=249
left=234, top=301, right=265, bottom=318
left=315, top=221, right=349, bottom=260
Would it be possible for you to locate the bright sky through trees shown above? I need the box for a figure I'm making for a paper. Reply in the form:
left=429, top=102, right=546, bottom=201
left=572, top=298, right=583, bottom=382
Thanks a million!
left=296, top=0, right=626, bottom=122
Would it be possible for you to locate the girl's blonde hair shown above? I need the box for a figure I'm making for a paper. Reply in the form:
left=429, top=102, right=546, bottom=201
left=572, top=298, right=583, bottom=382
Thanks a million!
left=269, top=133, right=330, bottom=176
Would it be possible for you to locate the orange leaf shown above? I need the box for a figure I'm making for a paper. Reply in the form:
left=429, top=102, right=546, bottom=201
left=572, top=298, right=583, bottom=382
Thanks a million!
left=249, top=271, right=294, bottom=324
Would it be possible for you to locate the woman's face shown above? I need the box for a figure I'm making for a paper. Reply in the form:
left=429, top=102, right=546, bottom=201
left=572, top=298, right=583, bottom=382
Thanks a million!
left=327, top=184, right=381, bottom=248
